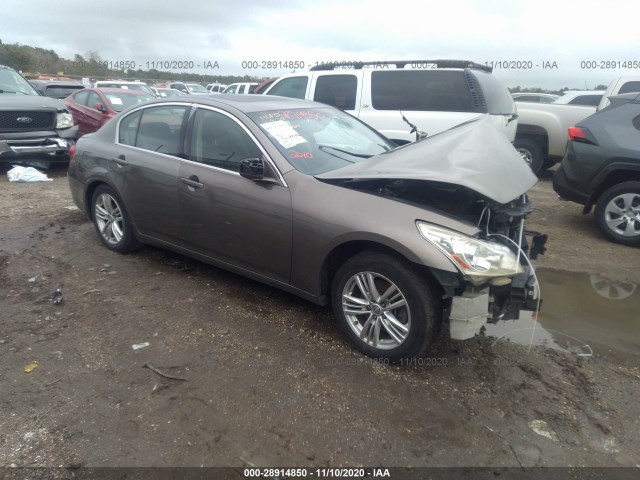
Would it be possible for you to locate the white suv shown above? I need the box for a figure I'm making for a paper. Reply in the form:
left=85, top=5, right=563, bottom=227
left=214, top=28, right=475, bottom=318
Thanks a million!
left=93, top=80, right=156, bottom=97
left=263, top=60, right=517, bottom=144
left=597, top=76, right=640, bottom=111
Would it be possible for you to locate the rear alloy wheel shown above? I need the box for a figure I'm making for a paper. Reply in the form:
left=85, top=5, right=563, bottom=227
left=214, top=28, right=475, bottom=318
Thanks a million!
left=514, top=138, right=544, bottom=174
left=595, top=182, right=640, bottom=246
left=91, top=185, right=141, bottom=253
left=331, top=252, right=440, bottom=361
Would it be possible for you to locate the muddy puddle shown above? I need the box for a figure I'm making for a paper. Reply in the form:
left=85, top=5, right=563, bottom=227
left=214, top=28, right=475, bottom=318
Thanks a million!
left=486, top=268, right=640, bottom=364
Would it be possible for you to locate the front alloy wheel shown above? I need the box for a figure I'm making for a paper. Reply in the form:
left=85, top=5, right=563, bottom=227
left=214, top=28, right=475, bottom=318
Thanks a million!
left=595, top=181, right=640, bottom=247
left=342, top=272, right=411, bottom=350
left=331, top=251, right=440, bottom=361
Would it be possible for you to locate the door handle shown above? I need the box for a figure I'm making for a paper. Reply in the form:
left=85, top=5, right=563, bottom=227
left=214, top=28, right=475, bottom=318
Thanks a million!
left=111, top=154, right=128, bottom=166
left=180, top=176, right=204, bottom=190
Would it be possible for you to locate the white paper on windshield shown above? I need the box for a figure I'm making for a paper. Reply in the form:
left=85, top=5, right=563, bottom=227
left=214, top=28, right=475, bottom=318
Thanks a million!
left=110, top=97, right=123, bottom=105
left=261, top=120, right=307, bottom=148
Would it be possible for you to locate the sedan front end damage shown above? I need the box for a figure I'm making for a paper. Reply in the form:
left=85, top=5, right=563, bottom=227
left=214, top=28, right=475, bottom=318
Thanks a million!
left=319, top=116, right=546, bottom=341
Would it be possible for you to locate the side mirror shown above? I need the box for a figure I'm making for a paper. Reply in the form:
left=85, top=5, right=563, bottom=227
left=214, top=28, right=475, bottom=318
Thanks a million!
left=239, top=158, right=264, bottom=180
left=95, top=103, right=106, bottom=113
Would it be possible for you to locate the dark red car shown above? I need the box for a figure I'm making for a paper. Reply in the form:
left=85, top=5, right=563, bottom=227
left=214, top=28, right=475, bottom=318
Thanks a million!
left=64, top=87, right=154, bottom=138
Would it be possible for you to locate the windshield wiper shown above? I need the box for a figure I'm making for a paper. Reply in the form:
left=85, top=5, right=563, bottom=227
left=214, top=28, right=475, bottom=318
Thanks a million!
left=318, top=145, right=372, bottom=159
left=0, top=89, right=30, bottom=95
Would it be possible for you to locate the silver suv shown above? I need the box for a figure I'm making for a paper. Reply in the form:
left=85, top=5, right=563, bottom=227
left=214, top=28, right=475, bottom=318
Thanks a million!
left=264, top=60, right=518, bottom=145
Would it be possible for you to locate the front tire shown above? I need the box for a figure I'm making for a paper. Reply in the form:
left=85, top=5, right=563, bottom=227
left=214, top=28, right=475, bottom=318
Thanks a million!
left=91, top=185, right=141, bottom=253
left=514, top=137, right=544, bottom=174
left=594, top=181, right=640, bottom=246
left=330, top=251, right=441, bottom=361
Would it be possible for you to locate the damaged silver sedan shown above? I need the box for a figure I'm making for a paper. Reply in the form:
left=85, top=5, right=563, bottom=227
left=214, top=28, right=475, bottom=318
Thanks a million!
left=68, top=95, right=546, bottom=361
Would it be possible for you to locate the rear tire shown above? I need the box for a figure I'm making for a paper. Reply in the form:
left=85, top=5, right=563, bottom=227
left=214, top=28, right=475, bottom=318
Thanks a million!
left=330, top=251, right=441, bottom=362
left=594, top=182, right=640, bottom=246
left=514, top=137, right=544, bottom=174
left=91, top=185, right=141, bottom=253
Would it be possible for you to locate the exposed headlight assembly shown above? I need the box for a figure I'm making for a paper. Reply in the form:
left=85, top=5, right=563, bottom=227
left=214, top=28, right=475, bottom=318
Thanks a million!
left=417, top=222, right=523, bottom=284
left=56, top=112, right=74, bottom=129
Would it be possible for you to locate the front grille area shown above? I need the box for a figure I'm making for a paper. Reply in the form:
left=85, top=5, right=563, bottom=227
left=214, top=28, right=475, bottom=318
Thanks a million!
left=0, top=110, right=56, bottom=130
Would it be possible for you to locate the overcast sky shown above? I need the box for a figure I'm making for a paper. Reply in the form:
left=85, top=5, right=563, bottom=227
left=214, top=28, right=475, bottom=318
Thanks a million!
left=2, top=0, right=637, bottom=89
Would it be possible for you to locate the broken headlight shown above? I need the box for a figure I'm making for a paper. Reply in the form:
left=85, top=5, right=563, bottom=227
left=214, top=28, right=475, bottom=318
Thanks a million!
left=417, top=222, right=523, bottom=284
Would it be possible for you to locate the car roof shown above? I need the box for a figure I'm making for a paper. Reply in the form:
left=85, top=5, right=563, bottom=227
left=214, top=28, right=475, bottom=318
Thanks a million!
left=140, top=94, right=321, bottom=113
left=39, top=80, right=84, bottom=86
left=91, top=87, right=153, bottom=95
left=95, top=80, right=148, bottom=85
left=560, top=90, right=604, bottom=96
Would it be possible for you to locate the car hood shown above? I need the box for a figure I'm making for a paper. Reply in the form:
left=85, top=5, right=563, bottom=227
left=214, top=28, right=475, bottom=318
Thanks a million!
left=316, top=116, right=537, bottom=204
left=0, top=94, right=67, bottom=110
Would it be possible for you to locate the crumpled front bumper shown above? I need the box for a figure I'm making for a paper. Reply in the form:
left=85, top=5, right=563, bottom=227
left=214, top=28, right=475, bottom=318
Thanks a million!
left=0, top=127, right=78, bottom=163
left=448, top=267, right=541, bottom=340
left=444, top=225, right=547, bottom=341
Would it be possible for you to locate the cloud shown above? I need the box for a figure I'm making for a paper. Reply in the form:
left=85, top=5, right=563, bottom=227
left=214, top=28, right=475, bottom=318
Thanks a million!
left=1, top=0, right=638, bottom=88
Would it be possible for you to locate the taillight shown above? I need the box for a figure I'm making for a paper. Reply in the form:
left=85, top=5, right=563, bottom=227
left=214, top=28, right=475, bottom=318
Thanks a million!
left=568, top=126, right=597, bottom=145
left=69, top=143, right=77, bottom=162
left=568, top=127, right=586, bottom=141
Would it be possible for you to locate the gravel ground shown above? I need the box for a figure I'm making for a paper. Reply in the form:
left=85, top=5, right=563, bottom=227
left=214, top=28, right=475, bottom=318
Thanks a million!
left=0, top=164, right=639, bottom=470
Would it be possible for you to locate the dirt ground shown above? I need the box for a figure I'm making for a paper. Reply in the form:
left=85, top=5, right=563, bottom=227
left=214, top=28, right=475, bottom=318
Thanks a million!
left=0, top=164, right=639, bottom=470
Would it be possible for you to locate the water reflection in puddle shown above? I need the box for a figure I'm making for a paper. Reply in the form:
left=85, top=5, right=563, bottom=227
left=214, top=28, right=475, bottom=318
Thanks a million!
left=485, top=269, right=640, bottom=364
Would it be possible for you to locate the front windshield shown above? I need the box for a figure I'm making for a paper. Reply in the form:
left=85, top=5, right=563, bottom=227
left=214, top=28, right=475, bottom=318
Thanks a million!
left=0, top=68, right=39, bottom=95
left=105, top=92, right=154, bottom=112
left=249, top=108, right=396, bottom=175
left=187, top=84, right=208, bottom=93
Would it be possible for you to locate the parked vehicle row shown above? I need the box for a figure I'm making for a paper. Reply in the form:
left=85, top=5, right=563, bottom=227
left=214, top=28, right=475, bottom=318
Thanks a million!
left=511, top=90, right=604, bottom=107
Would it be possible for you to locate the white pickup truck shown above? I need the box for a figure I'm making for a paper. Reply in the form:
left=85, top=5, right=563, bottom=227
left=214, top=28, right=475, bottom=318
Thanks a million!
left=513, top=102, right=596, bottom=173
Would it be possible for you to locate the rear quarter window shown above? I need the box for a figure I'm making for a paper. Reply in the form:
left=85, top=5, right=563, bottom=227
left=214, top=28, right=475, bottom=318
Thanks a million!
left=467, top=70, right=516, bottom=115
left=371, top=70, right=474, bottom=112
left=568, top=95, right=602, bottom=106
left=267, top=76, right=309, bottom=99
left=619, top=81, right=640, bottom=94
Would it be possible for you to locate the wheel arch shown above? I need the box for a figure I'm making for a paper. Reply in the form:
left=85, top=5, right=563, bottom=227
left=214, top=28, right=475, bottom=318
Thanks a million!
left=319, top=240, right=445, bottom=301
left=84, top=179, right=114, bottom=222
left=585, top=164, right=640, bottom=213
left=515, top=124, right=549, bottom=155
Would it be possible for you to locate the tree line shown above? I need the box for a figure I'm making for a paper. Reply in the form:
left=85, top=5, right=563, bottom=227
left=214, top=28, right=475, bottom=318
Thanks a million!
left=0, top=40, right=261, bottom=84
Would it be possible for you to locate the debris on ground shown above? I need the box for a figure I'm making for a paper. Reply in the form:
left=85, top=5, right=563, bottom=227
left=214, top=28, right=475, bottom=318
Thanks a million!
left=7, top=166, right=53, bottom=183
left=131, top=342, right=150, bottom=351
left=529, top=419, right=560, bottom=442
left=23, top=361, right=39, bottom=373
left=161, top=257, right=194, bottom=271
left=51, top=289, right=64, bottom=305
left=144, top=363, right=187, bottom=381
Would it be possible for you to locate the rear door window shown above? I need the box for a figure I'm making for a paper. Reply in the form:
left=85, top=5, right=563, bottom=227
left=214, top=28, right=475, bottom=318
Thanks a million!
left=86, top=92, right=102, bottom=110
left=313, top=75, right=357, bottom=110
left=371, top=70, right=473, bottom=112
left=73, top=90, right=89, bottom=106
left=133, top=105, right=188, bottom=156
left=267, top=76, right=308, bottom=99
